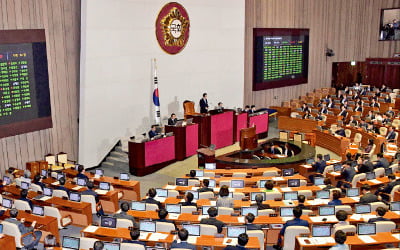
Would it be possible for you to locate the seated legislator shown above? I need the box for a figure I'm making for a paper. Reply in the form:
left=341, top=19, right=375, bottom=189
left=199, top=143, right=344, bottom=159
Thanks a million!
left=255, top=193, right=270, bottom=210
left=333, top=210, right=349, bottom=228
left=386, top=126, right=396, bottom=142
left=168, top=113, right=178, bottom=126
left=249, top=105, right=256, bottom=114
left=200, top=207, right=225, bottom=233
left=337, top=105, right=348, bottom=118
left=244, top=213, right=262, bottom=230
left=329, top=230, right=349, bottom=250
left=312, top=154, right=327, bottom=174
left=156, top=208, right=174, bottom=224
left=322, top=178, right=335, bottom=191
left=180, top=192, right=196, bottom=206
left=33, top=174, right=46, bottom=191
left=338, top=162, right=356, bottom=188
left=170, top=228, right=196, bottom=250
left=275, top=207, right=309, bottom=249
left=123, top=228, right=146, bottom=246
left=296, top=195, right=310, bottom=210
left=302, top=110, right=313, bottom=119
left=328, top=190, right=343, bottom=206
left=368, top=207, right=390, bottom=223
left=112, top=202, right=138, bottom=227
left=264, top=180, right=274, bottom=192
left=76, top=165, right=88, bottom=181
left=243, top=105, right=250, bottom=113
left=82, top=181, right=105, bottom=216
left=148, top=125, right=159, bottom=139
left=188, top=170, right=199, bottom=180
left=216, top=185, right=234, bottom=208
left=359, top=184, right=379, bottom=204
left=199, top=93, right=209, bottom=113
left=362, top=139, right=375, bottom=155
left=57, top=177, right=70, bottom=196
left=374, top=153, right=389, bottom=169
left=142, top=188, right=162, bottom=209
left=5, top=208, right=42, bottom=250
left=20, top=189, right=34, bottom=210
left=281, top=142, right=293, bottom=157
left=93, top=241, right=104, bottom=250
left=223, top=233, right=249, bottom=250
left=301, top=103, right=309, bottom=112
left=357, top=156, right=374, bottom=174
left=216, top=102, right=224, bottom=113
left=197, top=179, right=214, bottom=193
left=377, top=174, right=400, bottom=201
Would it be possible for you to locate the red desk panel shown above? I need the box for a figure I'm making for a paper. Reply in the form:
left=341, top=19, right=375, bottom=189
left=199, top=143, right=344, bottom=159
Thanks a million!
left=234, top=112, right=248, bottom=142
left=249, top=112, right=269, bottom=137
left=211, top=111, right=234, bottom=149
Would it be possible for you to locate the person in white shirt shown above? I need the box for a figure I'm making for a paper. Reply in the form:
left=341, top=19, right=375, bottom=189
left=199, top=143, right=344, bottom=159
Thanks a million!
left=329, top=230, right=349, bottom=250
left=333, top=210, right=349, bottom=228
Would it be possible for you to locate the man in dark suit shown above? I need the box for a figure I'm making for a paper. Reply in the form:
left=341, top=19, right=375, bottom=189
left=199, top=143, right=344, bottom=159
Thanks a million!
left=360, top=184, right=379, bottom=204
left=386, top=107, right=395, bottom=117
left=200, top=207, right=225, bottom=233
left=223, top=233, right=249, bottom=250
left=32, top=174, right=46, bottom=191
left=155, top=208, right=175, bottom=225
left=374, top=153, right=389, bottom=169
left=122, top=229, right=146, bottom=246
left=281, top=142, right=293, bottom=157
left=168, top=113, right=178, bottom=126
left=112, top=202, right=138, bottom=227
left=180, top=192, right=196, bottom=206
left=76, top=165, right=88, bottom=181
left=20, top=189, right=33, bottom=210
left=244, top=213, right=262, bottom=230
left=5, top=209, right=42, bottom=249
left=199, top=93, right=209, bottom=113
left=170, top=228, right=196, bottom=250
left=148, top=125, right=159, bottom=139
left=319, top=103, right=328, bottom=114
left=57, top=177, right=70, bottom=196
left=357, top=156, right=373, bottom=174
left=378, top=174, right=400, bottom=201
left=386, top=126, right=396, bottom=142
left=338, top=162, right=356, bottom=188
left=275, top=207, right=309, bottom=249
left=312, top=154, right=327, bottom=174
left=338, top=105, right=347, bottom=118
left=142, top=188, right=162, bottom=209
left=368, top=207, right=390, bottom=223
left=81, top=181, right=105, bottom=216
left=197, top=179, right=214, bottom=193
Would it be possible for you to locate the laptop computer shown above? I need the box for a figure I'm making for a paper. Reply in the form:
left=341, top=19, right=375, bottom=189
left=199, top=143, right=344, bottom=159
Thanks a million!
left=208, top=179, right=216, bottom=188
left=182, top=224, right=200, bottom=236
left=355, top=204, right=371, bottom=214
left=227, top=226, right=246, bottom=238
left=76, top=178, right=87, bottom=186
left=21, top=181, right=30, bottom=190
left=346, top=188, right=360, bottom=197
left=35, top=187, right=53, bottom=200
left=366, top=172, right=376, bottom=180
left=241, top=206, right=258, bottom=217
left=155, top=188, right=168, bottom=198
left=202, top=206, right=213, bottom=215
left=324, top=154, right=331, bottom=161
left=176, top=178, right=189, bottom=186
left=101, top=216, right=117, bottom=228
left=0, top=224, right=3, bottom=234
left=385, top=168, right=393, bottom=176
left=250, top=192, right=266, bottom=201
left=139, top=220, right=156, bottom=232
left=259, top=180, right=268, bottom=188
left=205, top=163, right=216, bottom=170
left=57, top=173, right=65, bottom=180
left=357, top=223, right=376, bottom=235
left=231, top=180, right=244, bottom=188
left=119, top=173, right=130, bottom=181
left=2, top=176, right=11, bottom=185
left=390, top=201, right=400, bottom=211
left=319, top=206, right=335, bottom=216
left=195, top=170, right=204, bottom=177
left=333, top=164, right=342, bottom=172
left=280, top=207, right=294, bottom=217
left=316, top=190, right=330, bottom=199
left=95, top=169, right=104, bottom=177
left=41, top=169, right=48, bottom=178
left=166, top=204, right=182, bottom=214
left=312, top=225, right=331, bottom=237
left=282, top=168, right=295, bottom=176
left=99, top=182, right=111, bottom=191
left=314, top=177, right=325, bottom=186
left=2, top=198, right=13, bottom=209
left=69, top=192, right=81, bottom=202
left=32, top=205, right=45, bottom=216
left=131, top=201, right=146, bottom=211
left=287, top=179, right=300, bottom=187
left=62, top=236, right=80, bottom=250
left=283, top=191, right=298, bottom=201
left=103, top=242, right=120, bottom=250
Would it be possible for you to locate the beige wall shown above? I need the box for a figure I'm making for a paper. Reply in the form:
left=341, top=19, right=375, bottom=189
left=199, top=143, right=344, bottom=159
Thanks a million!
left=244, top=0, right=400, bottom=108
left=0, top=0, right=80, bottom=174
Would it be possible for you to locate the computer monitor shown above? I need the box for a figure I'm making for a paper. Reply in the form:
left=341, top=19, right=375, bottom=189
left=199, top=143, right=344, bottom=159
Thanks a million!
left=99, top=182, right=111, bottom=191
left=69, top=192, right=81, bottom=202
left=357, top=223, right=376, bottom=235
left=319, top=206, right=335, bottom=216
left=227, top=226, right=246, bottom=238
left=346, top=188, right=359, bottom=197
left=2, top=176, right=10, bottom=185
left=195, top=170, right=204, bottom=177
left=287, top=179, right=300, bottom=187
left=166, top=204, right=181, bottom=214
left=280, top=207, right=294, bottom=217
left=259, top=180, right=268, bottom=188
left=140, top=220, right=156, bottom=232
left=205, top=163, right=216, bottom=170
left=21, top=181, right=30, bottom=190
left=62, top=236, right=80, bottom=250
left=355, top=204, right=371, bottom=214
left=131, top=201, right=146, bottom=211
left=176, top=178, right=189, bottom=186
left=120, top=173, right=130, bottom=181
left=2, top=198, right=12, bottom=209
left=186, top=118, right=193, bottom=124
left=306, top=158, right=315, bottom=165
left=385, top=168, right=393, bottom=176
left=312, top=225, right=331, bottom=237
left=57, top=173, right=65, bottom=180
left=155, top=188, right=168, bottom=197
left=76, top=178, right=87, bottom=186
left=186, top=191, right=199, bottom=200
left=316, top=190, right=330, bottom=199
left=282, top=168, right=294, bottom=176
left=43, top=187, right=53, bottom=196
left=314, top=177, right=325, bottom=186
left=390, top=201, right=400, bottom=211
left=32, top=205, right=44, bottom=216
left=323, top=154, right=330, bottom=161
left=95, top=169, right=104, bottom=177
left=366, top=172, right=376, bottom=180
left=103, top=242, right=120, bottom=250
left=250, top=192, right=266, bottom=201
left=101, top=216, right=117, bottom=228
left=202, top=206, right=213, bottom=215
left=208, top=179, right=216, bottom=188
left=231, top=180, right=244, bottom=188
left=283, top=191, right=298, bottom=201
left=41, top=169, right=47, bottom=177
left=241, top=206, right=258, bottom=217
left=182, top=224, right=200, bottom=236
left=334, top=164, right=342, bottom=172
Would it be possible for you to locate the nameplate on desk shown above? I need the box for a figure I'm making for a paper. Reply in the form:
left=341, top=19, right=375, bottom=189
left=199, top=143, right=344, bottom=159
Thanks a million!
left=39, top=196, right=51, bottom=201
left=301, top=165, right=312, bottom=168
left=72, top=186, right=81, bottom=191
left=237, top=216, right=245, bottom=223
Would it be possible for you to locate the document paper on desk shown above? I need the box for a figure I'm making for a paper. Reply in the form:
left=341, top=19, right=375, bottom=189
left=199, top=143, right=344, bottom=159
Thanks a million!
left=139, top=232, right=149, bottom=240
left=168, top=213, right=180, bottom=220
left=148, top=233, right=168, bottom=241
left=358, top=235, right=376, bottom=243
left=280, top=187, right=292, bottom=192
left=223, top=238, right=238, bottom=246
left=165, top=185, right=176, bottom=189
left=39, top=196, right=52, bottom=201
left=392, top=234, right=400, bottom=240
left=301, top=164, right=313, bottom=168
left=83, top=225, right=98, bottom=233
left=72, top=186, right=81, bottom=191
left=52, top=181, right=60, bottom=185
left=369, top=179, right=382, bottom=184
left=237, top=216, right=245, bottom=223
left=303, top=237, right=335, bottom=245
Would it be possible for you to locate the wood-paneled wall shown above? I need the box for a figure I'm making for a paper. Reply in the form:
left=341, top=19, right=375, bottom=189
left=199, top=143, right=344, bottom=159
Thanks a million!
left=0, top=0, right=80, bottom=175
left=244, top=0, right=400, bottom=107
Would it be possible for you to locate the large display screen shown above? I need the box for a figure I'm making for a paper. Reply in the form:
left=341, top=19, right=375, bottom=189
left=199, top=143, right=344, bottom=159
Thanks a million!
left=0, top=29, right=51, bottom=138
left=253, top=28, right=309, bottom=91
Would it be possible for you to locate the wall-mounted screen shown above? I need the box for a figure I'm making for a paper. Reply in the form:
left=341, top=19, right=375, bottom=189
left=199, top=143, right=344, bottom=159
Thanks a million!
left=253, top=28, right=309, bottom=91
left=379, top=8, right=400, bottom=41
left=0, top=29, right=51, bottom=138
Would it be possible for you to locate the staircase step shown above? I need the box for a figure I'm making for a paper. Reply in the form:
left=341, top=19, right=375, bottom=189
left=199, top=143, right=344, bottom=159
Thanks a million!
left=115, top=146, right=125, bottom=152
left=106, top=156, right=128, bottom=164
left=100, top=161, right=114, bottom=168
left=110, top=151, right=128, bottom=158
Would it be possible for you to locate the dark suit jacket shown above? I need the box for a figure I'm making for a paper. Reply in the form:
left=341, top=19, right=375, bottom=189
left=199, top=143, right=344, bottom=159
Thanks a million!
left=170, top=240, right=196, bottom=250
left=382, top=180, right=400, bottom=194
left=245, top=223, right=262, bottom=230
left=341, top=167, right=356, bottom=183
left=374, top=158, right=389, bottom=169
left=280, top=218, right=309, bottom=235
left=148, top=130, right=158, bottom=139
left=281, top=146, right=293, bottom=157
left=142, top=197, right=162, bottom=209
left=223, top=245, right=247, bottom=250
left=360, top=193, right=379, bottom=204
left=200, top=217, right=225, bottom=233
left=256, top=203, right=270, bottom=210
left=20, top=197, right=33, bottom=210
left=338, top=110, right=347, bottom=117
left=199, top=98, right=208, bottom=113
left=168, top=118, right=177, bottom=126
left=122, top=239, right=146, bottom=246
left=112, top=211, right=138, bottom=227
left=180, top=201, right=197, bottom=207
left=57, top=185, right=70, bottom=196
left=197, top=187, right=214, bottom=193
left=368, top=217, right=390, bottom=223
left=313, top=160, right=327, bottom=174
left=386, top=131, right=396, bottom=140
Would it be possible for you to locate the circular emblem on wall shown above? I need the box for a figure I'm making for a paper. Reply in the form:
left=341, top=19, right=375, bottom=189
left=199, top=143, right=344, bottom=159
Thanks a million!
left=155, top=2, right=190, bottom=54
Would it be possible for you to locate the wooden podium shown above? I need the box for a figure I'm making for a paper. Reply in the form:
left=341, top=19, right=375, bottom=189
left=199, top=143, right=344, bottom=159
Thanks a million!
left=197, top=147, right=215, bottom=168
left=239, top=126, right=258, bottom=150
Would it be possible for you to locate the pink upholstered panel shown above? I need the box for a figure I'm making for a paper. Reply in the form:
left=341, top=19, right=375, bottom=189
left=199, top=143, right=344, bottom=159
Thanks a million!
left=235, top=112, right=248, bottom=141
left=145, top=136, right=175, bottom=166
left=249, top=113, right=269, bottom=134
left=185, top=124, right=199, bottom=157
left=211, top=111, right=234, bottom=149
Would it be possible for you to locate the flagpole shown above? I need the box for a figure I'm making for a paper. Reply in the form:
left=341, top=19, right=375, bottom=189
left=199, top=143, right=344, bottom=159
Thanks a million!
left=152, top=58, right=161, bottom=125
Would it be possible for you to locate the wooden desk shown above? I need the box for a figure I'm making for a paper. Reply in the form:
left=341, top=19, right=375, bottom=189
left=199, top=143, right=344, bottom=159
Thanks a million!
left=343, top=126, right=385, bottom=154
left=278, top=116, right=322, bottom=133
left=0, top=235, right=16, bottom=249
left=314, top=130, right=350, bottom=160
left=165, top=124, right=199, bottom=161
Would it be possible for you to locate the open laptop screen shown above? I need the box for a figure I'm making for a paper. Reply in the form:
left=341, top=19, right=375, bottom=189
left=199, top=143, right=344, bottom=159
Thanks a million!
left=2, top=176, right=10, bottom=185
left=176, top=178, right=188, bottom=186
left=355, top=204, right=371, bottom=214
left=357, top=223, right=376, bottom=235
left=227, top=226, right=246, bottom=238
left=182, top=224, right=200, bottom=236
left=120, top=173, right=129, bottom=181
left=195, top=170, right=204, bottom=177
left=166, top=204, right=181, bottom=214
left=156, top=188, right=168, bottom=198
left=390, top=201, right=400, bottom=211
left=287, top=179, right=300, bottom=187
left=205, top=163, right=216, bottom=170
left=241, top=206, right=258, bottom=217
left=283, top=191, right=298, bottom=201
left=77, top=178, right=87, bottom=186
left=103, top=242, right=120, bottom=250
left=131, top=201, right=146, bottom=211
left=140, top=221, right=156, bottom=232
left=99, top=182, right=110, bottom=191
left=62, top=236, right=80, bottom=250
left=316, top=190, right=330, bottom=199
left=32, top=205, right=44, bottom=216
left=43, top=187, right=53, bottom=196
left=319, top=206, right=335, bottom=216
left=280, top=207, right=294, bottom=217
left=231, top=180, right=244, bottom=188
left=314, top=177, right=325, bottom=186
left=312, top=225, right=331, bottom=237
left=346, top=188, right=359, bottom=197
left=95, top=169, right=104, bottom=176
left=101, top=216, right=117, bottom=228
left=69, top=192, right=81, bottom=202
left=2, top=198, right=12, bottom=209
left=282, top=168, right=294, bottom=176
left=250, top=192, right=266, bottom=201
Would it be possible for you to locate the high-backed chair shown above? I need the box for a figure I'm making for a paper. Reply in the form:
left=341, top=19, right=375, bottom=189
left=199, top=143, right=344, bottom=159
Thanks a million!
left=375, top=221, right=396, bottom=233
left=350, top=173, right=366, bottom=187
left=353, top=133, right=362, bottom=146
left=322, top=165, right=334, bottom=177
left=380, top=127, right=388, bottom=136
left=390, top=164, right=399, bottom=173
left=182, top=206, right=197, bottom=214
left=344, top=129, right=351, bottom=138
left=334, top=205, right=352, bottom=214
left=258, top=209, right=275, bottom=216
left=389, top=185, right=400, bottom=202
left=14, top=200, right=31, bottom=211
left=370, top=202, right=388, bottom=211
left=200, top=224, right=217, bottom=236
left=57, top=152, right=68, bottom=165
left=232, top=172, right=247, bottom=177
left=121, top=243, right=145, bottom=250
left=30, top=183, right=43, bottom=193
left=247, top=230, right=265, bottom=250
left=199, top=192, right=214, bottom=200
left=52, top=189, right=68, bottom=198
left=145, top=203, right=159, bottom=211
left=188, top=179, right=200, bottom=187
left=232, top=192, right=245, bottom=200
left=156, top=222, right=175, bottom=233
left=265, top=192, right=282, bottom=201
left=373, top=168, right=385, bottom=178
left=167, top=190, right=179, bottom=198
left=298, top=190, right=312, bottom=198
left=44, top=206, right=72, bottom=229
left=183, top=100, right=200, bottom=118
left=79, top=237, right=98, bottom=250
left=262, top=171, right=279, bottom=177
left=81, top=195, right=97, bottom=214
left=116, top=218, right=134, bottom=228
left=218, top=207, right=234, bottom=215
left=45, top=154, right=56, bottom=166
left=2, top=221, right=35, bottom=248
left=283, top=226, right=310, bottom=250
left=333, top=225, right=356, bottom=234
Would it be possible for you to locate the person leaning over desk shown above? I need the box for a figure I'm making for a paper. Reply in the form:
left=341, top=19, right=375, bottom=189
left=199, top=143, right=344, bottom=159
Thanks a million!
left=168, top=113, right=178, bottom=125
